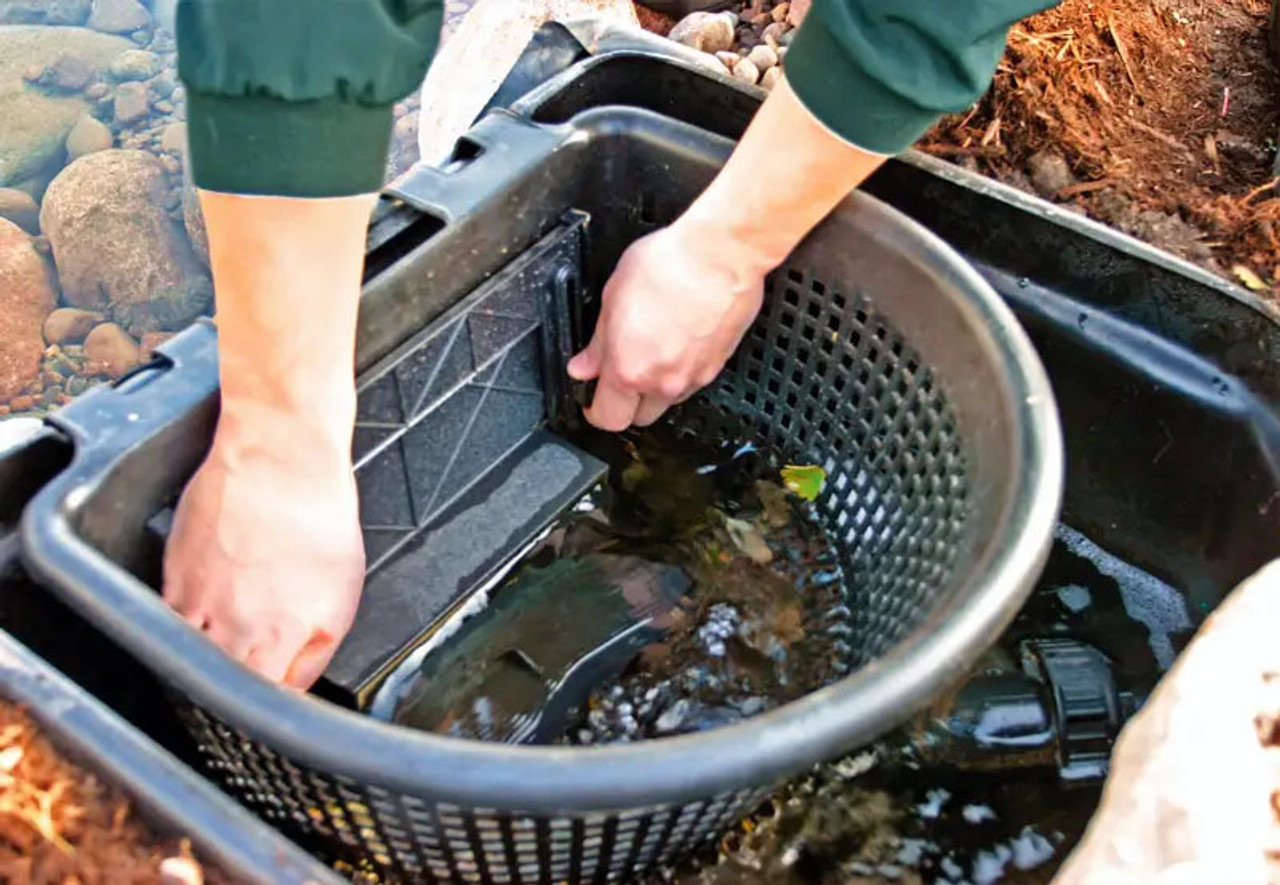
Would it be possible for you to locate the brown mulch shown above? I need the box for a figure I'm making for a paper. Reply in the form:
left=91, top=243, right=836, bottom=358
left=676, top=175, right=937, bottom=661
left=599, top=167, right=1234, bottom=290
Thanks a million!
left=920, top=0, right=1280, bottom=297
left=0, top=702, right=227, bottom=884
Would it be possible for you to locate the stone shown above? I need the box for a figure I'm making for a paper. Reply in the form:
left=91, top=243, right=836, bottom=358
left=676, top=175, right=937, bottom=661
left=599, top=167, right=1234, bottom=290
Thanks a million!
left=771, top=1, right=790, bottom=22
left=761, top=66, right=783, bottom=91
left=108, top=48, right=157, bottom=81
left=159, top=121, right=186, bottom=154
left=152, top=98, right=172, bottom=113
left=0, top=26, right=132, bottom=189
left=40, top=150, right=212, bottom=334
left=180, top=152, right=207, bottom=267
left=0, top=0, right=91, bottom=25
left=715, top=51, right=740, bottom=69
left=83, top=321, right=139, bottom=377
left=83, top=81, right=108, bottom=100
left=129, top=27, right=147, bottom=44
left=732, top=57, right=760, bottom=86
left=159, top=154, right=179, bottom=174
left=747, top=44, right=778, bottom=71
left=87, top=0, right=150, bottom=34
left=761, top=21, right=788, bottom=47
left=65, top=113, right=112, bottom=160
left=0, top=187, right=39, bottom=233
left=150, top=71, right=175, bottom=98
left=43, top=51, right=96, bottom=91
left=786, top=0, right=810, bottom=27
left=112, top=80, right=148, bottom=122
left=43, top=307, right=104, bottom=344
left=668, top=11, right=735, bottom=54
left=0, top=219, right=56, bottom=401
left=750, top=11, right=771, bottom=27
left=7, top=395, right=34, bottom=411
left=1027, top=151, right=1075, bottom=197
left=138, top=330, right=173, bottom=362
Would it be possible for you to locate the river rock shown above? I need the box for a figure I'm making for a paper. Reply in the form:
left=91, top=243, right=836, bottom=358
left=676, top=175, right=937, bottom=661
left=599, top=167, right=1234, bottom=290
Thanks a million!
left=150, top=70, right=175, bottom=98
left=181, top=151, right=207, bottom=266
left=786, top=0, right=810, bottom=27
left=43, top=307, right=103, bottom=344
left=87, top=0, right=150, bottom=34
left=83, top=321, right=139, bottom=377
left=112, top=79, right=147, bottom=122
left=668, top=11, right=735, bottom=53
left=108, top=48, right=156, bottom=81
left=760, top=66, right=782, bottom=91
left=0, top=26, right=132, bottom=191
left=732, top=57, right=760, bottom=85
left=40, top=150, right=212, bottom=334
left=747, top=44, right=778, bottom=71
left=159, top=121, right=185, bottom=154
left=83, top=81, right=108, bottom=100
left=42, top=50, right=96, bottom=91
left=0, top=187, right=38, bottom=233
left=0, top=0, right=91, bottom=25
left=65, top=113, right=112, bottom=159
left=761, top=21, right=788, bottom=47
left=138, top=330, right=173, bottom=362
left=0, top=219, right=56, bottom=401
left=1027, top=150, right=1075, bottom=197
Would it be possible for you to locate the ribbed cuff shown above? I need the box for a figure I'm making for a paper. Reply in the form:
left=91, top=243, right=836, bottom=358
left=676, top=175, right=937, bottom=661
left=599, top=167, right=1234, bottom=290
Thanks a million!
left=785, top=17, right=941, bottom=156
left=187, top=91, right=394, bottom=197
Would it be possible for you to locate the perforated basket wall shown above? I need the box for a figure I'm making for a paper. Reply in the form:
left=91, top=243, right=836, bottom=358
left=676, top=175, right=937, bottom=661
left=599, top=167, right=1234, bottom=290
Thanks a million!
left=179, top=249, right=969, bottom=883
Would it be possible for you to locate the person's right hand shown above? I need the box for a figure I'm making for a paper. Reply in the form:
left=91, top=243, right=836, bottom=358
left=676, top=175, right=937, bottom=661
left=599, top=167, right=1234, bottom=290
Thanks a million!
left=163, top=414, right=364, bottom=689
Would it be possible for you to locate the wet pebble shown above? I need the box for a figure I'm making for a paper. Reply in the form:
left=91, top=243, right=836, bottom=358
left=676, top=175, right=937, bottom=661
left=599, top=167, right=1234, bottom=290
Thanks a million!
left=0, top=189, right=40, bottom=234
left=43, top=307, right=105, bottom=345
left=732, top=57, right=760, bottom=85
left=151, top=72, right=177, bottom=99
left=44, top=51, right=96, bottom=91
left=65, top=114, right=113, bottom=160
left=109, top=48, right=158, bottom=81
left=748, top=44, right=778, bottom=71
left=83, top=81, right=109, bottom=100
left=113, top=81, right=150, bottom=123
left=153, top=99, right=174, bottom=114
left=88, top=0, right=151, bottom=34
left=84, top=322, right=140, bottom=377
left=668, top=11, right=735, bottom=54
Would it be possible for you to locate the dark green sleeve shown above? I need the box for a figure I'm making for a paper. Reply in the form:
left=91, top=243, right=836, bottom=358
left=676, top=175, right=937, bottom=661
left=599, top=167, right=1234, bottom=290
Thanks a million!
left=786, top=0, right=1057, bottom=154
left=177, top=0, right=442, bottom=197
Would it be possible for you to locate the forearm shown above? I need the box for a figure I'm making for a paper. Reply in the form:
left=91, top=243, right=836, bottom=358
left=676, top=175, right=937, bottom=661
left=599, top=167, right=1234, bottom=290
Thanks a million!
left=200, top=191, right=375, bottom=466
left=674, top=75, right=885, bottom=275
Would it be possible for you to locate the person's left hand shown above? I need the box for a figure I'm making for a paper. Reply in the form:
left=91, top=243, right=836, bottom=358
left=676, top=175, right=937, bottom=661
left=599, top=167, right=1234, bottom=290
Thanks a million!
left=567, top=223, right=766, bottom=431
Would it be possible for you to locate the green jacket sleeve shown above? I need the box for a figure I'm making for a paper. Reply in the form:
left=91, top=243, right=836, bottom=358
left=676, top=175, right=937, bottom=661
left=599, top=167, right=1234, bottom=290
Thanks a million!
left=177, top=0, right=442, bottom=197
left=786, top=0, right=1057, bottom=154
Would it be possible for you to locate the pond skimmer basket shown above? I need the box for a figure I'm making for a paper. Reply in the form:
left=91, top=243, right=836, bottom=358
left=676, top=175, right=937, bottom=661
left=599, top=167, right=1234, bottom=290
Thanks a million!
left=20, top=93, right=1062, bottom=881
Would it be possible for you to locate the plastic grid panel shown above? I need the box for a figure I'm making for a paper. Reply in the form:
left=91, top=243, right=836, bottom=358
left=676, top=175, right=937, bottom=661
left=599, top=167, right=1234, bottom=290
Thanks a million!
left=677, top=264, right=970, bottom=664
left=183, top=707, right=768, bottom=884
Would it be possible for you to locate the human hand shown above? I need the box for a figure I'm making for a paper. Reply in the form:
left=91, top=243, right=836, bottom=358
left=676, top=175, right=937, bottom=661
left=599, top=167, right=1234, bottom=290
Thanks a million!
left=162, top=413, right=364, bottom=689
left=567, top=223, right=766, bottom=431
left=1053, top=559, right=1280, bottom=885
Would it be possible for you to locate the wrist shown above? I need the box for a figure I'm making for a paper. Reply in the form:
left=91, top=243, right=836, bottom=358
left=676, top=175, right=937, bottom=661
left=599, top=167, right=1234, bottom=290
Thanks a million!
left=670, top=195, right=792, bottom=285
left=215, top=378, right=356, bottom=475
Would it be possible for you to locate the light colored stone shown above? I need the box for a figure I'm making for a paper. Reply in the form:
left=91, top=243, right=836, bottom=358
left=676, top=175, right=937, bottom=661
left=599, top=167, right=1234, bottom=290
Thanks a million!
left=747, top=43, right=778, bottom=71
left=0, top=0, right=91, bottom=26
left=786, top=0, right=810, bottom=27
left=732, top=57, right=760, bottom=86
left=0, top=26, right=132, bottom=188
left=1028, top=151, right=1076, bottom=197
left=714, top=51, right=740, bottom=69
left=159, top=121, right=186, bottom=154
left=112, top=79, right=147, bottom=122
left=668, top=11, right=735, bottom=54
left=0, top=187, right=38, bottom=233
left=771, top=1, right=790, bottom=22
left=43, top=50, right=95, bottom=91
left=65, top=113, right=112, bottom=160
left=108, top=48, right=157, bottom=81
left=83, top=321, right=139, bottom=377
left=87, top=0, right=150, bottom=34
left=42, top=306, right=103, bottom=344
left=761, top=21, right=788, bottom=47
left=761, top=66, right=783, bottom=91
left=40, top=150, right=212, bottom=334
left=0, top=218, right=55, bottom=401
left=83, top=81, right=108, bottom=100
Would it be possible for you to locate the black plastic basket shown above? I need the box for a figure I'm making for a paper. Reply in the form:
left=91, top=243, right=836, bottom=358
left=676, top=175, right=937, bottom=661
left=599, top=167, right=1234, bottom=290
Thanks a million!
left=19, top=71, right=1062, bottom=885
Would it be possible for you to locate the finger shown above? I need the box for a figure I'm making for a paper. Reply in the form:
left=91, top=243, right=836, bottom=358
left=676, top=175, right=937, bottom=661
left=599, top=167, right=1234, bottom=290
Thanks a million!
left=633, top=394, right=675, bottom=428
left=584, top=377, right=641, bottom=432
left=567, top=337, right=603, bottom=382
left=283, top=630, right=339, bottom=690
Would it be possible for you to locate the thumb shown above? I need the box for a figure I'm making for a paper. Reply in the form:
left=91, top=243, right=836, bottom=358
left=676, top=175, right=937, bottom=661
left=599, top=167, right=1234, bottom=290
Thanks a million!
left=567, top=338, right=603, bottom=381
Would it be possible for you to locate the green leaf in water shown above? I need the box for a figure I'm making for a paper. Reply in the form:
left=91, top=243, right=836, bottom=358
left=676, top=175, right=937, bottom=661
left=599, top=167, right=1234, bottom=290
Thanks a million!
left=780, top=464, right=826, bottom=502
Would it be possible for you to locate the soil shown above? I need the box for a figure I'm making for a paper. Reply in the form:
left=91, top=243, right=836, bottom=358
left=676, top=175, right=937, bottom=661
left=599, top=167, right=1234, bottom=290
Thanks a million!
left=918, top=0, right=1280, bottom=297
left=0, top=700, right=229, bottom=884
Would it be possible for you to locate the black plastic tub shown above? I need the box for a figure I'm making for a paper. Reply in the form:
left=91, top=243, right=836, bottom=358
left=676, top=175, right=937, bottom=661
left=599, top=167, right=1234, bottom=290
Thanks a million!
left=19, top=94, right=1062, bottom=885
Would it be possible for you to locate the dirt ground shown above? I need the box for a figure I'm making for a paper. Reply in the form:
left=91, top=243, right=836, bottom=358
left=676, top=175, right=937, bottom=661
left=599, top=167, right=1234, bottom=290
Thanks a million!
left=0, top=702, right=225, bottom=884
left=918, top=0, right=1280, bottom=298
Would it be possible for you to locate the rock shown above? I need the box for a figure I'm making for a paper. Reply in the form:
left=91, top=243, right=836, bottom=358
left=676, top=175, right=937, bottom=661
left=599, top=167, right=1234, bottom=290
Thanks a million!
left=152, top=98, right=172, bottom=113
left=668, top=11, right=735, bottom=53
left=43, top=51, right=96, bottom=91
left=138, top=330, right=172, bottom=362
left=1027, top=151, right=1075, bottom=197
left=0, top=188, right=39, bottom=233
left=65, top=113, right=112, bottom=160
left=159, top=121, right=186, bottom=154
left=761, top=66, right=783, bottom=91
left=761, top=21, right=788, bottom=47
left=786, top=0, right=810, bottom=27
left=83, top=81, right=109, bottom=100
left=771, top=1, right=790, bottom=22
left=112, top=80, right=148, bottom=122
left=83, top=321, right=139, bottom=377
left=715, top=51, right=740, bottom=69
left=1214, top=130, right=1268, bottom=166
left=87, top=0, right=150, bottom=34
left=7, top=395, right=34, bottom=411
left=150, top=71, right=175, bottom=98
left=159, top=154, right=179, bottom=174
left=747, top=44, right=778, bottom=71
left=0, top=26, right=133, bottom=189
left=750, top=11, right=771, bottom=27
left=42, top=307, right=103, bottom=344
left=108, top=48, right=157, bottom=81
left=732, top=57, right=760, bottom=86
left=129, top=28, right=148, bottom=44
left=0, top=219, right=56, bottom=402
left=0, top=0, right=91, bottom=25
left=181, top=153, right=207, bottom=266
left=40, top=150, right=212, bottom=334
